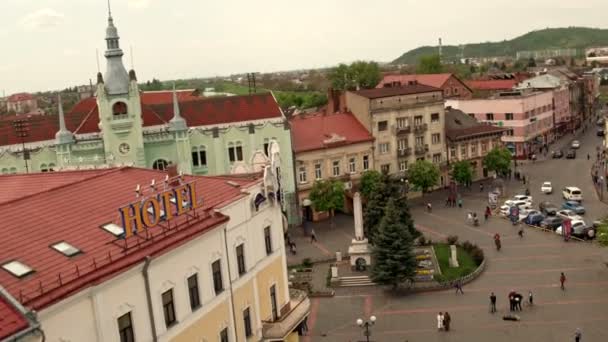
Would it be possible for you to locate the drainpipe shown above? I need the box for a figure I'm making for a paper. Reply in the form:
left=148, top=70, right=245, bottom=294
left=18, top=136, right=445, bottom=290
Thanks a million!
left=142, top=256, right=158, bottom=342
left=223, top=227, right=239, bottom=342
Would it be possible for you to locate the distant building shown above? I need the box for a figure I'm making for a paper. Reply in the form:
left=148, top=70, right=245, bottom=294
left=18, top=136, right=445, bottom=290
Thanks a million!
left=377, top=73, right=473, bottom=99
left=516, top=48, right=578, bottom=60
left=6, top=93, right=38, bottom=114
left=586, top=47, right=608, bottom=64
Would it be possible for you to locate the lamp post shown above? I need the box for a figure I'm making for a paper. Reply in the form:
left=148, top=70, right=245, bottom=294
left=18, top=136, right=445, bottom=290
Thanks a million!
left=12, top=118, right=30, bottom=173
left=356, top=315, right=376, bottom=342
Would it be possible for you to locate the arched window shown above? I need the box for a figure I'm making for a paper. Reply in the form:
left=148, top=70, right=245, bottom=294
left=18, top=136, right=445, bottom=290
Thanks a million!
left=1, top=168, right=8, bottom=175
left=40, top=163, right=48, bottom=172
left=9, top=167, right=17, bottom=174
left=152, top=159, right=169, bottom=171
left=191, top=146, right=207, bottom=168
left=112, top=102, right=128, bottom=116
left=48, top=163, right=56, bottom=172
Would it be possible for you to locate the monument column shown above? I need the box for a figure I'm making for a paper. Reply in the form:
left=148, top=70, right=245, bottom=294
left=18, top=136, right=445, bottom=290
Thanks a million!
left=348, top=192, right=371, bottom=270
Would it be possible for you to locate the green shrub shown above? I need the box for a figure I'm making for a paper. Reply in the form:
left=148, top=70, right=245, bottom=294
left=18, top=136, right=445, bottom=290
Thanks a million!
left=302, top=258, right=313, bottom=268
left=418, top=236, right=427, bottom=246
left=447, top=235, right=459, bottom=245
left=471, top=248, right=485, bottom=266
left=461, top=241, right=474, bottom=252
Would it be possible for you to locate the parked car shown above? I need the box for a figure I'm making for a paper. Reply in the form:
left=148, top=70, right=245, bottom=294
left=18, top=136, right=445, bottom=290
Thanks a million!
left=571, top=140, right=580, bottom=149
left=566, top=150, right=576, bottom=159
left=557, top=209, right=583, bottom=221
left=512, top=195, right=533, bottom=203
left=597, top=128, right=605, bottom=137
left=555, top=219, right=596, bottom=239
left=499, top=205, right=511, bottom=216
left=539, top=201, right=558, bottom=216
left=525, top=212, right=545, bottom=226
left=503, top=200, right=532, bottom=210
left=552, top=150, right=564, bottom=158
left=562, top=187, right=583, bottom=201
left=541, top=182, right=553, bottom=194
left=541, top=216, right=564, bottom=230
left=562, top=201, right=585, bottom=214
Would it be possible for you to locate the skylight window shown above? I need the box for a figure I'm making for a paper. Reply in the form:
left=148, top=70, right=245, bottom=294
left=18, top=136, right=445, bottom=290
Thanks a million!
left=101, top=223, right=125, bottom=237
left=51, top=241, right=81, bottom=257
left=2, top=261, right=34, bottom=278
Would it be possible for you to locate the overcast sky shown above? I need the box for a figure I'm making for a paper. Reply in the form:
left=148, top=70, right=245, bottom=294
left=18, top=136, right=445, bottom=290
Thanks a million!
left=1, top=0, right=607, bottom=94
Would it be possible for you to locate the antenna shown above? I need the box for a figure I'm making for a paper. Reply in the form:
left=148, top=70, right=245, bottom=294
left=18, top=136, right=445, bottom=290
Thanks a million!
left=95, top=49, right=100, bottom=73
left=107, top=0, right=112, bottom=17
left=438, top=38, right=443, bottom=61
left=130, top=45, right=135, bottom=70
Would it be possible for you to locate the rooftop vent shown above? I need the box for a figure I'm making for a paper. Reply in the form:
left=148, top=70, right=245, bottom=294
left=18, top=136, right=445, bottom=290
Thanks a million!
left=51, top=241, right=81, bottom=257
left=2, top=260, right=34, bottom=278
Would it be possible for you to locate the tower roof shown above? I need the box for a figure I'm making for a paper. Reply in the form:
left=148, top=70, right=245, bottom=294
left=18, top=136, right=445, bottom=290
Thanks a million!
left=103, top=6, right=130, bottom=95
left=169, top=84, right=188, bottom=132
left=55, top=94, right=74, bottom=144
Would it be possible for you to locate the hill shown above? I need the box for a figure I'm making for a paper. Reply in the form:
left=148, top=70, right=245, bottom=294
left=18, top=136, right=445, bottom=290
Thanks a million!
left=392, top=27, right=608, bottom=64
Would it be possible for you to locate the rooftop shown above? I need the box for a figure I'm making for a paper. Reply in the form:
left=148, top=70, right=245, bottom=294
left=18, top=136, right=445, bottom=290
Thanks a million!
left=466, top=79, right=517, bottom=91
left=7, top=93, right=35, bottom=102
left=0, top=288, right=30, bottom=340
left=515, top=74, right=563, bottom=90
left=445, top=108, right=508, bottom=141
left=376, top=73, right=454, bottom=89
left=0, top=167, right=260, bottom=311
left=289, top=112, right=374, bottom=153
left=351, top=84, right=441, bottom=99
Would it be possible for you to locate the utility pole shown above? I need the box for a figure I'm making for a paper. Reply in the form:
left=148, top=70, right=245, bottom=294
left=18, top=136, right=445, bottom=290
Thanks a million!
left=12, top=118, right=30, bottom=173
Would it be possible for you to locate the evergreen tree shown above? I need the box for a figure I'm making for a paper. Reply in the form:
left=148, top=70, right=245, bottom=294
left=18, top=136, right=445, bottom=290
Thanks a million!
left=370, top=198, right=417, bottom=289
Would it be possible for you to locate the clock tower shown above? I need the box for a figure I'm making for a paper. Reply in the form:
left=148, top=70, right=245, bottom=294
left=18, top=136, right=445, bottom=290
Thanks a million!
left=96, top=8, right=145, bottom=167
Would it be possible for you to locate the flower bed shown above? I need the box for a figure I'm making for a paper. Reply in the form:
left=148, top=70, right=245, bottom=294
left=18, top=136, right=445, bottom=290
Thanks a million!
left=433, top=243, right=477, bottom=282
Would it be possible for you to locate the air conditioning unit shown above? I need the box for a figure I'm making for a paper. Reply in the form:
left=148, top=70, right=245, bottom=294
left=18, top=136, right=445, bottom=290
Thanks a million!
left=344, top=181, right=353, bottom=190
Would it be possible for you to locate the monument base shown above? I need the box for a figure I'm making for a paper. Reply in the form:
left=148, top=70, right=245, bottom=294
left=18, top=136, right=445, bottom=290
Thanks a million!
left=348, top=238, right=372, bottom=271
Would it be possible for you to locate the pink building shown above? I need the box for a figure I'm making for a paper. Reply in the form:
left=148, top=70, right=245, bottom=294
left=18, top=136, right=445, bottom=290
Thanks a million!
left=447, top=90, right=554, bottom=158
left=6, top=93, right=38, bottom=114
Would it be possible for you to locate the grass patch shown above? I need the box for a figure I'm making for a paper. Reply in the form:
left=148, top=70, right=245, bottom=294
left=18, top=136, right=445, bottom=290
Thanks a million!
left=433, top=243, right=477, bottom=282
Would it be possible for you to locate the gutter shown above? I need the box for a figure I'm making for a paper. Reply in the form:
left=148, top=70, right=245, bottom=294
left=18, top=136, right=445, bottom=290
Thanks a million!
left=143, top=256, right=158, bottom=342
left=223, top=226, right=239, bottom=342
left=0, top=285, right=45, bottom=342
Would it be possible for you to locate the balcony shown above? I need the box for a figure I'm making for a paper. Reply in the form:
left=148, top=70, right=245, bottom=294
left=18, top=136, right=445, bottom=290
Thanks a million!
left=397, top=147, right=412, bottom=158
left=262, top=289, right=311, bottom=341
left=393, top=125, right=411, bottom=135
left=413, top=123, right=428, bottom=133
left=414, top=144, right=429, bottom=156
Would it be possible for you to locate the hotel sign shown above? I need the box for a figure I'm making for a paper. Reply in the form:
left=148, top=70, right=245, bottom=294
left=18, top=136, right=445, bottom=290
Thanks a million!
left=119, top=182, right=201, bottom=238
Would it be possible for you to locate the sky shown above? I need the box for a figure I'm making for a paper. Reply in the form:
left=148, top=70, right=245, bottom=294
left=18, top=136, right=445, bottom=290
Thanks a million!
left=1, top=0, right=608, bottom=94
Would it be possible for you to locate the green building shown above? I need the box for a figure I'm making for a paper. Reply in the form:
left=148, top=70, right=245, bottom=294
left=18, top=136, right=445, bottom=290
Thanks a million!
left=0, top=11, right=298, bottom=224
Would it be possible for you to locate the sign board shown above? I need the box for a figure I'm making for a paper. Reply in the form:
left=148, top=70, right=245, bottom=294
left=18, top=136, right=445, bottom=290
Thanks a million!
left=119, top=181, right=201, bottom=238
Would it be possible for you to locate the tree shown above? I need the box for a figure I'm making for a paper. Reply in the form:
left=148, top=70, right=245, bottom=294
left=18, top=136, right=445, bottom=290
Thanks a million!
left=408, top=160, right=440, bottom=194
left=370, top=198, right=417, bottom=289
left=527, top=57, right=537, bottom=68
left=597, top=220, right=608, bottom=247
left=483, top=147, right=512, bottom=177
left=500, top=62, right=507, bottom=71
left=309, top=179, right=345, bottom=227
left=451, top=160, right=473, bottom=186
left=416, top=55, right=443, bottom=74
left=360, top=170, right=382, bottom=199
left=329, top=61, right=380, bottom=91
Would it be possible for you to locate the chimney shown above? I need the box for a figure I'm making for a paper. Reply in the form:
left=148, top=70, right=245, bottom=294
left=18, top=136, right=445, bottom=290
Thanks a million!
left=166, top=163, right=180, bottom=186
left=326, top=88, right=341, bottom=115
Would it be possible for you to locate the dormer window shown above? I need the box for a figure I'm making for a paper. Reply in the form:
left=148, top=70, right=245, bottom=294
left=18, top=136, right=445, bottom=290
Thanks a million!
left=112, top=102, right=128, bottom=116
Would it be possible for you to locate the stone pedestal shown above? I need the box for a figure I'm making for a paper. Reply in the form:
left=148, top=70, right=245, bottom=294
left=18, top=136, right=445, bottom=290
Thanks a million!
left=349, top=238, right=372, bottom=270
left=449, top=244, right=459, bottom=268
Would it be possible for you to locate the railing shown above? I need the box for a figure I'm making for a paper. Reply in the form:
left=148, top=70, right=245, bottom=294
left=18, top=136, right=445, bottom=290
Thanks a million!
left=397, top=147, right=412, bottom=158
left=262, top=289, right=311, bottom=339
left=414, top=144, right=429, bottom=155
left=413, top=123, right=428, bottom=133
left=393, top=125, right=411, bottom=135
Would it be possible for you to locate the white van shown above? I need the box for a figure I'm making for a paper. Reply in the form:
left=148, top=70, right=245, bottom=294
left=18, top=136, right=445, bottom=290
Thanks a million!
left=562, top=187, right=583, bottom=202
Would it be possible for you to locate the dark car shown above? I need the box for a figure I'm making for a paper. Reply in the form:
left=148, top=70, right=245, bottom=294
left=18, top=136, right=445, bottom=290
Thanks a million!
left=525, top=213, right=545, bottom=226
left=597, top=128, right=605, bottom=137
left=552, top=150, right=564, bottom=158
left=566, top=150, right=576, bottom=159
left=541, top=216, right=564, bottom=230
left=539, top=201, right=558, bottom=216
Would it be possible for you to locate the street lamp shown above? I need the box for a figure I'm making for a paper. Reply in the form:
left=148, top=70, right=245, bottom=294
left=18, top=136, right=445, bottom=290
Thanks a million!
left=356, top=315, right=376, bottom=342
left=11, top=118, right=30, bottom=173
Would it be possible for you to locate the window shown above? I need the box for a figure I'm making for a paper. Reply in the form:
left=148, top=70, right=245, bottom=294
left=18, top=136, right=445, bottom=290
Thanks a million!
left=51, top=241, right=81, bottom=257
left=415, top=136, right=424, bottom=146
left=162, top=289, right=176, bottom=328
left=397, top=139, right=408, bottom=151
left=431, top=113, right=439, bottom=123
left=414, top=115, right=423, bottom=125
left=243, top=308, right=253, bottom=337
left=450, top=147, right=456, bottom=158
left=461, top=145, right=467, bottom=158
left=192, top=146, right=207, bottom=167
left=381, top=164, right=390, bottom=173
left=112, top=102, right=128, bottom=116
left=399, top=161, right=408, bottom=171
left=117, top=312, right=134, bottom=342
left=48, top=163, right=55, bottom=171
left=220, top=328, right=229, bottom=342
left=349, top=157, right=356, bottom=173
left=379, top=143, right=389, bottom=154
left=432, top=133, right=441, bottom=144
left=212, top=260, right=223, bottom=294
left=396, top=117, right=408, bottom=128
left=468, top=113, right=475, bottom=118
left=433, top=154, right=442, bottom=163
left=363, top=155, right=369, bottom=171
left=264, top=139, right=270, bottom=156
left=298, top=166, right=307, bottom=183
left=101, top=223, right=124, bottom=237
left=377, top=121, right=388, bottom=132
left=454, top=87, right=459, bottom=95
left=40, top=163, right=48, bottom=172
left=486, top=113, right=494, bottom=120
left=152, top=159, right=169, bottom=171
left=188, top=274, right=201, bottom=310
left=471, top=144, right=477, bottom=155
left=332, top=160, right=340, bottom=176
left=314, top=162, right=322, bottom=180
left=264, top=226, right=272, bottom=255
left=236, top=244, right=246, bottom=276
left=270, top=285, right=278, bottom=321
left=506, top=113, right=514, bottom=120
left=228, top=143, right=243, bottom=162
left=1, top=261, right=34, bottom=278
left=481, top=142, right=488, bottom=153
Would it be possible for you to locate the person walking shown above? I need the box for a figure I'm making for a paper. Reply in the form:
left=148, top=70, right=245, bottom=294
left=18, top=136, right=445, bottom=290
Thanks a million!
left=443, top=312, right=451, bottom=331
left=490, top=292, right=497, bottom=313
left=480, top=183, right=484, bottom=192
left=518, top=225, right=524, bottom=238
left=310, top=228, right=317, bottom=243
left=455, top=280, right=464, bottom=294
left=458, top=197, right=463, bottom=208
left=485, top=206, right=491, bottom=221
left=574, top=328, right=582, bottom=342
left=560, top=272, right=566, bottom=290
left=427, top=202, right=432, bottom=213
left=437, top=312, right=444, bottom=331
left=528, top=290, right=533, bottom=306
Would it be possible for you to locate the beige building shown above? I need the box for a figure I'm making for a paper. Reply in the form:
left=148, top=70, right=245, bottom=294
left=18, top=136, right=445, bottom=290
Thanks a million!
left=290, top=111, right=374, bottom=221
left=346, top=84, right=448, bottom=185
left=445, top=108, right=509, bottom=181
left=0, top=155, right=308, bottom=342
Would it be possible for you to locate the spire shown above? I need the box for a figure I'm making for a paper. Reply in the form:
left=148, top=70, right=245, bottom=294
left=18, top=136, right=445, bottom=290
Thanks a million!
left=55, top=94, right=74, bottom=144
left=169, top=84, right=187, bottom=132
left=103, top=3, right=129, bottom=95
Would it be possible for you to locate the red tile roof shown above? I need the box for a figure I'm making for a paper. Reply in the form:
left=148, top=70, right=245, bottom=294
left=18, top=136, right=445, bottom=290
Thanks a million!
left=0, top=293, right=29, bottom=340
left=7, top=93, right=35, bottom=103
left=139, top=89, right=200, bottom=105
left=466, top=79, right=518, bottom=91
left=289, top=112, right=374, bottom=153
left=351, top=84, right=441, bottom=99
left=377, top=74, right=454, bottom=89
left=446, top=125, right=508, bottom=141
left=0, top=91, right=282, bottom=146
left=0, top=167, right=260, bottom=311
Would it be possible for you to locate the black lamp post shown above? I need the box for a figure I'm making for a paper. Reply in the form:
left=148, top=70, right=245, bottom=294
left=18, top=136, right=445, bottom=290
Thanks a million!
left=356, top=315, right=376, bottom=342
left=12, top=118, right=30, bottom=173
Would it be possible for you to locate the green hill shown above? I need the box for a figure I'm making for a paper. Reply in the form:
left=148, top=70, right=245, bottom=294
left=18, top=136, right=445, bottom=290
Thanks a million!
left=392, top=27, right=608, bottom=64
